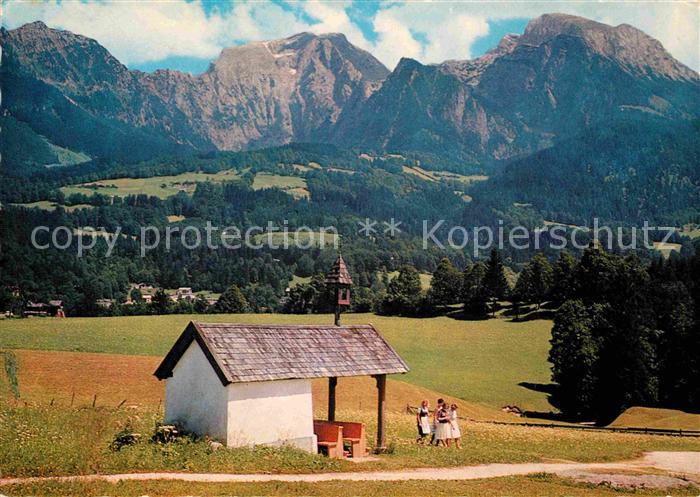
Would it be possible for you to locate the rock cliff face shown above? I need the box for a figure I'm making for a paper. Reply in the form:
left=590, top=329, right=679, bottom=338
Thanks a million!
left=1, top=23, right=388, bottom=156
left=331, top=13, right=699, bottom=161
left=1, top=14, right=697, bottom=164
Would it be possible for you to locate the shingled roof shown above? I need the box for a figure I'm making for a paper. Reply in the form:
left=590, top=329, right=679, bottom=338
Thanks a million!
left=154, top=322, right=409, bottom=385
left=325, top=254, right=353, bottom=286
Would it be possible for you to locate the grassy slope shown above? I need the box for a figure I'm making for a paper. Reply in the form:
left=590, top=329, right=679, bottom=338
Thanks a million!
left=611, top=407, right=700, bottom=431
left=10, top=201, right=94, bottom=212
left=252, top=173, right=309, bottom=199
left=0, top=313, right=553, bottom=411
left=1, top=400, right=698, bottom=478
left=13, top=349, right=485, bottom=415
left=60, top=170, right=241, bottom=199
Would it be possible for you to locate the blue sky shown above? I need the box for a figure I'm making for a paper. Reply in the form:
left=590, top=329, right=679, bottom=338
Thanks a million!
left=3, top=1, right=697, bottom=73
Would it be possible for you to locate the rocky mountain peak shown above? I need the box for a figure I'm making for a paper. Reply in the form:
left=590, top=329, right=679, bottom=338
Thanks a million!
left=210, top=31, right=387, bottom=80
left=520, top=13, right=698, bottom=81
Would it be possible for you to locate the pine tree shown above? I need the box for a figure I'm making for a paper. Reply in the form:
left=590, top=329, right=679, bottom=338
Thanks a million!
left=549, top=300, right=602, bottom=419
left=428, top=258, right=462, bottom=307
left=483, top=250, right=509, bottom=317
left=550, top=250, right=577, bottom=304
left=462, top=261, right=488, bottom=316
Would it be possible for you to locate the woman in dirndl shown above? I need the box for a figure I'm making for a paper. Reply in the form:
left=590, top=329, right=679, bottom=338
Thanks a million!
left=416, top=399, right=431, bottom=443
left=449, top=403, right=462, bottom=449
left=435, top=403, right=451, bottom=446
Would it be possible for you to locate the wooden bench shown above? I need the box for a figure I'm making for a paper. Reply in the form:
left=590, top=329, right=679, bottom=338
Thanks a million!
left=313, top=420, right=344, bottom=459
left=332, top=421, right=367, bottom=458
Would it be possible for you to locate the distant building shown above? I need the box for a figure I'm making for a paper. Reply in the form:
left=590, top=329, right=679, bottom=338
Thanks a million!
left=96, top=298, right=115, bottom=309
left=175, top=287, right=195, bottom=302
left=25, top=300, right=65, bottom=317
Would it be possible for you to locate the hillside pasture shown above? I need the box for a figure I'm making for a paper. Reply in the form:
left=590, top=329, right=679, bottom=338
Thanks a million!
left=10, top=201, right=94, bottom=212
left=610, top=407, right=700, bottom=431
left=433, top=171, right=489, bottom=185
left=382, top=271, right=432, bottom=290
left=0, top=313, right=552, bottom=412
left=402, top=165, right=437, bottom=182
left=680, top=223, right=700, bottom=239
left=60, top=170, right=241, bottom=199
left=652, top=241, right=682, bottom=258
left=1, top=388, right=699, bottom=479
left=11, top=349, right=482, bottom=417
left=252, top=173, right=309, bottom=199
left=252, top=230, right=339, bottom=249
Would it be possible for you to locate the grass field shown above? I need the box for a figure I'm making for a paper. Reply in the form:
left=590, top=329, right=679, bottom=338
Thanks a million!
left=1, top=315, right=699, bottom=486
left=1, top=397, right=698, bottom=479
left=252, top=173, right=309, bottom=199
left=253, top=230, right=339, bottom=249
left=653, top=241, right=683, bottom=258
left=11, top=201, right=94, bottom=212
left=610, top=407, right=700, bottom=431
left=681, top=224, right=700, bottom=239
left=0, top=313, right=552, bottom=411
left=4, top=474, right=697, bottom=497
left=60, top=170, right=241, bottom=199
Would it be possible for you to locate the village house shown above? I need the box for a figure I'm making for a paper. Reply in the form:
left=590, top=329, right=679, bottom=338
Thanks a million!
left=154, top=321, right=409, bottom=452
left=96, top=298, right=115, bottom=309
left=24, top=300, right=65, bottom=317
left=174, top=287, right=195, bottom=302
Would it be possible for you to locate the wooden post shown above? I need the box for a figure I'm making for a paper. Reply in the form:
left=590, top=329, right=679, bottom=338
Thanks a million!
left=328, top=377, right=337, bottom=422
left=334, top=305, right=341, bottom=326
left=375, top=374, right=387, bottom=451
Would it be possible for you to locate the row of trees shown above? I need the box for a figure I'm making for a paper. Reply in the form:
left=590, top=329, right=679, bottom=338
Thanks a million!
left=549, top=246, right=700, bottom=423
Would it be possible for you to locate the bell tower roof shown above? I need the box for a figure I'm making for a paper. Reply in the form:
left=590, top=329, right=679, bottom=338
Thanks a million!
left=325, top=254, right=353, bottom=286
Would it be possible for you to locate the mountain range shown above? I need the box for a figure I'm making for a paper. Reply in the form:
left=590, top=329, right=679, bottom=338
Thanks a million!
left=1, top=13, right=698, bottom=170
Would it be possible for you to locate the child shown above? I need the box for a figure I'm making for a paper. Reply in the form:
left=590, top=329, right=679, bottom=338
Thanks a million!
left=430, top=398, right=444, bottom=445
left=449, top=404, right=462, bottom=449
left=416, top=400, right=431, bottom=443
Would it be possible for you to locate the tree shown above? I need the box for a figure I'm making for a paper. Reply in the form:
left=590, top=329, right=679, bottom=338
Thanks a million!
left=462, top=261, right=488, bottom=316
left=483, top=250, right=509, bottom=317
left=428, top=258, right=462, bottom=307
left=550, top=250, right=577, bottom=304
left=295, top=254, right=315, bottom=278
left=151, top=288, right=173, bottom=315
left=215, top=285, right=248, bottom=313
left=282, top=275, right=332, bottom=314
left=193, top=295, right=210, bottom=313
left=515, top=252, right=553, bottom=309
left=129, top=288, right=143, bottom=304
left=381, top=265, right=423, bottom=315
left=351, top=286, right=376, bottom=313
left=549, top=300, right=602, bottom=419
left=550, top=250, right=660, bottom=423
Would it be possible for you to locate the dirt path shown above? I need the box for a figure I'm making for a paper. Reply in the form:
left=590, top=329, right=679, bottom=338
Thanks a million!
left=1, top=451, right=698, bottom=486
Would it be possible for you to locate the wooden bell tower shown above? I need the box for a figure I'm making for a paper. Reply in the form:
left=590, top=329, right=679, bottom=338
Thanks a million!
left=325, top=254, right=353, bottom=326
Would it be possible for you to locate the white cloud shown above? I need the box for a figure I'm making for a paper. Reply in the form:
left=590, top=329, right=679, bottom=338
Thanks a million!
left=2, top=0, right=698, bottom=71
left=3, top=1, right=226, bottom=64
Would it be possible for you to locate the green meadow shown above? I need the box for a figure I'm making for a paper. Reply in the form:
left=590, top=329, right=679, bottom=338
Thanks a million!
left=60, top=170, right=241, bottom=199
left=0, top=313, right=552, bottom=411
left=10, top=201, right=94, bottom=212
left=252, top=172, right=310, bottom=198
